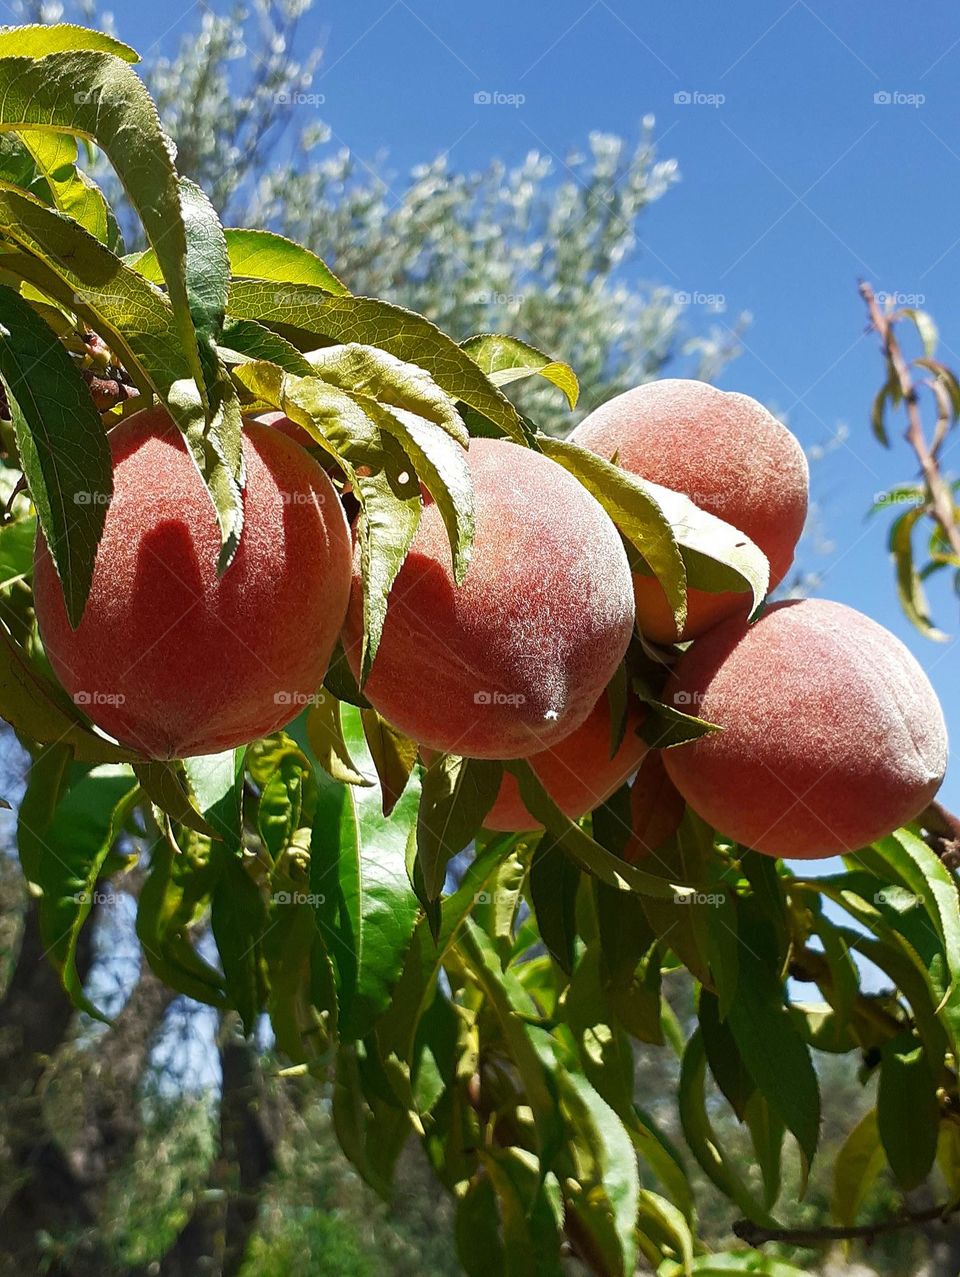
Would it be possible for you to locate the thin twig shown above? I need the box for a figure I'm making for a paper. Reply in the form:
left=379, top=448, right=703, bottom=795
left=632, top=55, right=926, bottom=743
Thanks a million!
left=859, top=280, right=960, bottom=562
left=734, top=1200, right=960, bottom=1249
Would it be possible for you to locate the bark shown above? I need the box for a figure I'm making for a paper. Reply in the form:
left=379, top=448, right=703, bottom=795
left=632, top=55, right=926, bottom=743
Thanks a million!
left=160, top=1019, right=286, bottom=1277
left=0, top=903, right=173, bottom=1276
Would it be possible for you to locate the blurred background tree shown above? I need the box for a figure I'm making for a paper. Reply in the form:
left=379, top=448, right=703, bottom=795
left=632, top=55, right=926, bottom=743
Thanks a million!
left=0, top=2, right=919, bottom=1275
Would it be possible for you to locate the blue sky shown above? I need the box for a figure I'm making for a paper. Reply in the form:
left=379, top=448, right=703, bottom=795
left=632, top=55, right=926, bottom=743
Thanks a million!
left=124, top=0, right=960, bottom=803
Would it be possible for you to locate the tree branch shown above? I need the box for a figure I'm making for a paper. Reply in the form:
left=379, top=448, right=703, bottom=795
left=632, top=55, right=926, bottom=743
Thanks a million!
left=859, top=280, right=960, bottom=563
left=734, top=1200, right=960, bottom=1248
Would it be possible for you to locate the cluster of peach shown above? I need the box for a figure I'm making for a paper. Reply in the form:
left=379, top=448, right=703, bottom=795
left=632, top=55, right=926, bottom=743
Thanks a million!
left=33, top=380, right=947, bottom=861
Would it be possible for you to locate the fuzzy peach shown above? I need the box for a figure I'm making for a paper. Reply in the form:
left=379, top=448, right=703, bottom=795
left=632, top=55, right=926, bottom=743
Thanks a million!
left=33, top=408, right=352, bottom=758
left=662, top=599, right=948, bottom=858
left=341, top=437, right=635, bottom=759
left=481, top=694, right=647, bottom=832
left=571, top=379, right=809, bottom=642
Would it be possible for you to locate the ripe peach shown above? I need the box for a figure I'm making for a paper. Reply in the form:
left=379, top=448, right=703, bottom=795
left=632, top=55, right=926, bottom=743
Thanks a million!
left=481, top=694, right=647, bottom=832
left=570, top=379, right=809, bottom=642
left=33, top=408, right=352, bottom=758
left=341, top=437, right=635, bottom=759
left=662, top=599, right=948, bottom=859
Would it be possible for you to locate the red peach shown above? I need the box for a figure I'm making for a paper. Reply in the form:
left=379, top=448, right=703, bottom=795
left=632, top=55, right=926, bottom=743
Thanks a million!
left=570, top=379, right=808, bottom=642
left=662, top=599, right=948, bottom=858
left=342, top=437, right=635, bottom=759
left=33, top=408, right=352, bottom=758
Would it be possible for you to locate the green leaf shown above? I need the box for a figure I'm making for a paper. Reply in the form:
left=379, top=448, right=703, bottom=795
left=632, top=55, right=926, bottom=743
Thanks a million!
left=18, top=130, right=120, bottom=249
left=456, top=1176, right=506, bottom=1277
left=376, top=836, right=514, bottom=1068
left=309, top=705, right=421, bottom=1038
left=645, top=476, right=769, bottom=613
left=479, top=1149, right=563, bottom=1277
left=461, top=333, right=579, bottom=408
left=210, top=852, right=266, bottom=1034
left=665, top=1258, right=807, bottom=1276
left=877, top=1031, right=939, bottom=1190
left=538, top=436, right=685, bottom=631
left=182, top=748, right=245, bottom=846
left=240, top=366, right=422, bottom=680
left=136, top=835, right=227, bottom=1007
left=636, top=1188, right=694, bottom=1275
left=0, top=24, right=138, bottom=60
left=225, top=227, right=347, bottom=294
left=889, top=505, right=948, bottom=640
left=226, top=286, right=525, bottom=442
left=678, top=1030, right=776, bottom=1225
left=556, top=1068, right=639, bottom=1277
left=637, top=808, right=717, bottom=986
left=0, top=49, right=206, bottom=402
left=871, top=829, right=960, bottom=1046
left=256, top=750, right=309, bottom=860
left=17, top=742, right=72, bottom=886
left=306, top=693, right=373, bottom=787
left=0, top=285, right=110, bottom=625
left=416, top=754, right=503, bottom=902
left=133, top=760, right=218, bottom=837
left=360, top=707, right=417, bottom=817
left=529, top=834, right=580, bottom=974
left=699, top=990, right=755, bottom=1120
left=725, top=911, right=820, bottom=1170
left=218, top=316, right=314, bottom=373
left=0, top=194, right=241, bottom=564
left=460, top=921, right=563, bottom=1166
left=743, top=1091, right=785, bottom=1212
left=903, top=307, right=938, bottom=357
left=372, top=403, right=474, bottom=584
left=0, top=616, right=134, bottom=761
left=832, top=1108, right=885, bottom=1228
left=636, top=687, right=721, bottom=749
left=27, top=763, right=137, bottom=1018
left=870, top=380, right=891, bottom=448
left=307, top=343, right=468, bottom=446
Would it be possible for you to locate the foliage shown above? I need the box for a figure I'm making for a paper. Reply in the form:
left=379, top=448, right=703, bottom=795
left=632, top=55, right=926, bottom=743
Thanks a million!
left=0, top=15, right=955, bottom=1277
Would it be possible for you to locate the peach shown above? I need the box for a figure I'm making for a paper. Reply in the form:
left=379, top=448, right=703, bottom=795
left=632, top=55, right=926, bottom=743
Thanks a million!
left=341, top=437, right=635, bottom=759
left=33, top=408, right=352, bottom=758
left=481, top=694, right=647, bottom=832
left=662, top=599, right=948, bottom=859
left=570, top=379, right=809, bottom=642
